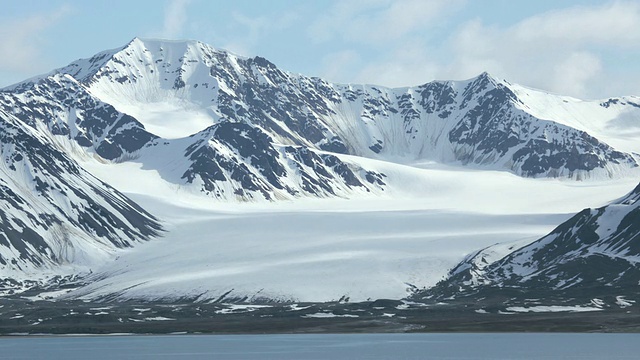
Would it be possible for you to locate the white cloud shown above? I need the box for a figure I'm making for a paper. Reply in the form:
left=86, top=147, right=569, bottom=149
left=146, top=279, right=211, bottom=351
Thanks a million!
left=319, top=50, right=361, bottom=83
left=0, top=5, right=71, bottom=73
left=443, top=1, right=640, bottom=98
left=354, top=38, right=440, bottom=87
left=309, top=0, right=464, bottom=86
left=308, top=0, right=640, bottom=98
left=511, top=1, right=640, bottom=46
left=309, top=0, right=465, bottom=45
left=161, top=0, right=191, bottom=39
left=219, top=9, right=299, bottom=57
left=551, top=52, right=602, bottom=97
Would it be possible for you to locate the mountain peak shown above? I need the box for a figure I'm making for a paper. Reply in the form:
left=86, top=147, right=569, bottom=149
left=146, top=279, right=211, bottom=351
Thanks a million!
left=472, top=71, right=504, bottom=86
left=0, top=38, right=236, bottom=91
left=120, top=37, right=245, bottom=61
left=124, top=36, right=211, bottom=52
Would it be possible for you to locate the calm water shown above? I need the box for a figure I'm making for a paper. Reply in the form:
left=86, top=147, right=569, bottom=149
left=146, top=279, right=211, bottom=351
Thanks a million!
left=1, top=333, right=638, bottom=359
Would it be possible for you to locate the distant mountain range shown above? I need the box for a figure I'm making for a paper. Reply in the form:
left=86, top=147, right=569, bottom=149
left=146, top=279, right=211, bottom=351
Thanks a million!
left=1, top=38, right=640, bottom=304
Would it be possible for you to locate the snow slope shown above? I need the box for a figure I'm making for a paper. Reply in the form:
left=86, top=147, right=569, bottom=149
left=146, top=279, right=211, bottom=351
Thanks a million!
left=510, top=84, right=640, bottom=154
left=62, top=157, right=638, bottom=302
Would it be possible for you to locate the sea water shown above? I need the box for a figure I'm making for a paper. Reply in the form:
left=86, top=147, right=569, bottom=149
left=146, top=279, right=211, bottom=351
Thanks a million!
left=1, top=333, right=638, bottom=359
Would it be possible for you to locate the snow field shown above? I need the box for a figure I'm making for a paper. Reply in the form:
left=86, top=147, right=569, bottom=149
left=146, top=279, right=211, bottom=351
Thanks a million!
left=70, top=156, right=640, bottom=302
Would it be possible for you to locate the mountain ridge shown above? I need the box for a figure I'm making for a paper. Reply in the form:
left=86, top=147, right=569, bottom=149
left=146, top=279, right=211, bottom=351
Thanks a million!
left=3, top=38, right=639, bottom=189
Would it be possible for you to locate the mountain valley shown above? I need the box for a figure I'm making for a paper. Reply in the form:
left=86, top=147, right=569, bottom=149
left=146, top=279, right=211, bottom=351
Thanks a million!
left=1, top=38, right=640, bottom=330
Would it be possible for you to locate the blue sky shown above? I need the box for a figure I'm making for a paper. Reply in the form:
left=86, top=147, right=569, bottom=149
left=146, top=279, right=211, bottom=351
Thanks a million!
left=1, top=0, right=639, bottom=99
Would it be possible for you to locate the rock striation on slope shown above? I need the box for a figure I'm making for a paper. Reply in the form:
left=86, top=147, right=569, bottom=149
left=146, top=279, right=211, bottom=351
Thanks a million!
left=0, top=108, right=162, bottom=278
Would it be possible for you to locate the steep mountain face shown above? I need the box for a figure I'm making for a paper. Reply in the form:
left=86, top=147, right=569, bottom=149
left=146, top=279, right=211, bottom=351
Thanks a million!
left=419, top=182, right=640, bottom=305
left=2, top=38, right=637, bottom=191
left=326, top=74, right=637, bottom=179
left=0, top=40, right=386, bottom=201
left=0, top=73, right=156, bottom=161
left=0, top=108, right=161, bottom=277
left=174, top=121, right=386, bottom=200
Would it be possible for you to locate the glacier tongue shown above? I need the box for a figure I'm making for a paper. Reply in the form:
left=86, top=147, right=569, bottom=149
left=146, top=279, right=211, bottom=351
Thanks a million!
left=66, top=155, right=640, bottom=302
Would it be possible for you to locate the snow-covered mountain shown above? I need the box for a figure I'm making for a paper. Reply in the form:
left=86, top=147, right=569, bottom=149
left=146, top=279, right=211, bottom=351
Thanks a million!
left=419, top=181, right=640, bottom=307
left=2, top=37, right=640, bottom=302
left=2, top=37, right=639, bottom=203
left=0, top=40, right=388, bottom=201
left=0, top=107, right=161, bottom=290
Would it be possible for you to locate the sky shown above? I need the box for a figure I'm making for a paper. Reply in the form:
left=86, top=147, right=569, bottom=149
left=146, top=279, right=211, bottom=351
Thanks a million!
left=1, top=0, right=639, bottom=99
